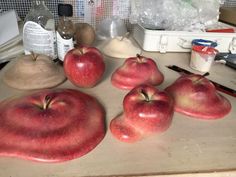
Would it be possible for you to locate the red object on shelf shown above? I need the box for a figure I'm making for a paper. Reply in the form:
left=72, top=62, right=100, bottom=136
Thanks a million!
left=206, top=28, right=235, bottom=33
left=0, top=89, right=106, bottom=162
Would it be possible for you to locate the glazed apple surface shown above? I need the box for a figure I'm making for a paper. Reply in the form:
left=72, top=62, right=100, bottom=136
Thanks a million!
left=165, top=74, right=231, bottom=119
left=111, top=55, right=164, bottom=90
left=0, top=89, right=105, bottom=162
left=110, top=84, right=174, bottom=143
left=64, top=46, right=105, bottom=88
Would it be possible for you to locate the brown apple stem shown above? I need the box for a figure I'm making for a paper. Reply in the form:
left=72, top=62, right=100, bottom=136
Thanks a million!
left=30, top=52, right=38, bottom=61
left=140, top=89, right=150, bottom=102
left=43, top=95, right=52, bottom=110
left=73, top=47, right=83, bottom=55
left=136, top=54, right=143, bottom=63
left=194, top=72, right=210, bottom=84
left=78, top=48, right=83, bottom=55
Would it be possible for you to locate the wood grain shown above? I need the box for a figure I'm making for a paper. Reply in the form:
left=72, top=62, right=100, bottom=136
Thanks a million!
left=0, top=47, right=235, bottom=177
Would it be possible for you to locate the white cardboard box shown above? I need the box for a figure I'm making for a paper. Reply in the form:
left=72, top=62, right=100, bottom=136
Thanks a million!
left=0, top=10, right=19, bottom=46
left=132, top=23, right=236, bottom=53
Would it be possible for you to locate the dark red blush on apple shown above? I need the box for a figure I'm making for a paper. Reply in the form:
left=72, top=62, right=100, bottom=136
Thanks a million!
left=165, top=74, right=231, bottom=119
left=111, top=55, right=164, bottom=90
left=110, top=84, right=174, bottom=143
left=0, top=89, right=105, bottom=162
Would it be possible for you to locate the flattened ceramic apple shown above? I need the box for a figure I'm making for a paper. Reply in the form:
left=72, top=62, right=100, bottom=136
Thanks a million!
left=110, top=84, right=174, bottom=143
left=111, top=55, right=164, bottom=90
left=0, top=89, right=105, bottom=162
left=3, top=53, right=66, bottom=90
left=165, top=74, right=231, bottom=119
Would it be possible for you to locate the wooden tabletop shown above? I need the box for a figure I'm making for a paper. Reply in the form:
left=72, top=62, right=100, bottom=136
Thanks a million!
left=0, top=50, right=235, bottom=177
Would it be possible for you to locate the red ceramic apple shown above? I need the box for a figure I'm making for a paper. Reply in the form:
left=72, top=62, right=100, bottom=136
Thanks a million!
left=110, top=84, right=174, bottom=143
left=165, top=74, right=231, bottom=119
left=64, top=46, right=105, bottom=88
left=111, top=54, right=164, bottom=90
left=0, top=89, right=105, bottom=162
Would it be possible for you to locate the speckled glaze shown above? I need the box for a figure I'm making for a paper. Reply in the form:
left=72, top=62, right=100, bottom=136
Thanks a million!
left=0, top=89, right=105, bottom=162
left=110, top=84, right=174, bottom=143
left=165, top=74, right=231, bottom=119
left=111, top=55, right=164, bottom=90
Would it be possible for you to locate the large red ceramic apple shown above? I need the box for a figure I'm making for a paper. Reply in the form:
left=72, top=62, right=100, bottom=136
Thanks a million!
left=110, top=84, right=174, bottom=143
left=165, top=74, right=231, bottom=119
left=0, top=89, right=105, bottom=162
left=111, top=54, right=164, bottom=90
left=64, top=46, right=105, bottom=88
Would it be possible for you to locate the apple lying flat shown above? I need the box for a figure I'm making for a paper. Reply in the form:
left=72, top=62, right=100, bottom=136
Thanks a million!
left=111, top=54, right=164, bottom=90
left=3, top=53, right=66, bottom=90
left=64, top=46, right=105, bottom=88
left=110, top=84, right=174, bottom=143
left=0, top=89, right=105, bottom=162
left=165, top=74, right=231, bottom=119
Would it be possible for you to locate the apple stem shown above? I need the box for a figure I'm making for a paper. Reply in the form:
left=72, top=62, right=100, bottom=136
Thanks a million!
left=193, top=72, right=210, bottom=84
left=136, top=54, right=143, bottom=63
left=78, top=48, right=83, bottom=55
left=31, top=52, right=38, bottom=61
left=140, top=89, right=150, bottom=102
left=43, top=95, right=52, bottom=110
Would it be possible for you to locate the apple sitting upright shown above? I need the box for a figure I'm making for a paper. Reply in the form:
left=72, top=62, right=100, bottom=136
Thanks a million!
left=110, top=84, right=174, bottom=143
left=0, top=89, right=105, bottom=162
left=64, top=46, right=105, bottom=88
left=165, top=74, right=231, bottom=119
left=111, top=54, right=164, bottom=90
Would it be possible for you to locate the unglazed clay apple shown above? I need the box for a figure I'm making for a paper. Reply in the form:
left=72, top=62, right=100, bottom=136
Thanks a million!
left=64, top=46, right=105, bottom=88
left=165, top=74, right=231, bottom=119
left=3, top=53, right=66, bottom=90
left=111, top=54, right=164, bottom=90
left=0, top=89, right=105, bottom=162
left=110, top=84, right=174, bottom=143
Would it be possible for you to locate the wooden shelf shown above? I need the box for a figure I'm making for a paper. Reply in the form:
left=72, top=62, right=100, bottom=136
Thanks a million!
left=0, top=49, right=235, bottom=177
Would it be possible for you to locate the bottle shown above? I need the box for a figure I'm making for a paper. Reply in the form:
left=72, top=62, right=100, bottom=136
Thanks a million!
left=56, top=3, right=74, bottom=61
left=23, top=0, right=57, bottom=59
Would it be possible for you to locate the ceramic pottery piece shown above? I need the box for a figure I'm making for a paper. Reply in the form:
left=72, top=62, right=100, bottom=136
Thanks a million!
left=0, top=89, right=105, bottom=162
left=111, top=55, right=164, bottom=90
left=3, top=54, right=66, bottom=90
left=110, top=84, right=174, bottom=143
left=165, top=74, right=231, bottom=119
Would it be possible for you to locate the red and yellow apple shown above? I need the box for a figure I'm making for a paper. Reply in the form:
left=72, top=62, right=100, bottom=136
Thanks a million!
left=64, top=46, right=105, bottom=88
left=0, top=89, right=105, bottom=162
left=165, top=74, right=231, bottom=119
left=110, top=84, right=174, bottom=143
left=111, top=54, right=164, bottom=90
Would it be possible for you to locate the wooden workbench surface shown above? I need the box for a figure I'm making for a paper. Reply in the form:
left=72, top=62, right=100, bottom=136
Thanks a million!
left=0, top=51, right=235, bottom=177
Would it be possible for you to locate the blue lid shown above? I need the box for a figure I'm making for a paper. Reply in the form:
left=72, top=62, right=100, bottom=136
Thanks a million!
left=192, top=39, right=217, bottom=48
